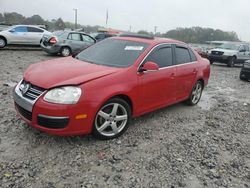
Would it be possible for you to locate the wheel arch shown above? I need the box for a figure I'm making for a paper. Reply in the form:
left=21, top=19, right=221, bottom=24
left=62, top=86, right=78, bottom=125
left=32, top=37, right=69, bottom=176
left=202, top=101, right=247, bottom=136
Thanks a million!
left=0, top=35, right=7, bottom=44
left=109, top=94, right=133, bottom=115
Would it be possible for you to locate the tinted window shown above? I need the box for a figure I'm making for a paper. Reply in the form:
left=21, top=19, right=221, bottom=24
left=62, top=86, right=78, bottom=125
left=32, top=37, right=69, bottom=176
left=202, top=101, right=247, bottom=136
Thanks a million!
left=95, top=34, right=105, bottom=40
left=13, top=26, right=27, bottom=32
left=146, top=46, right=172, bottom=68
left=244, top=45, right=249, bottom=51
left=175, top=46, right=191, bottom=64
left=82, top=35, right=95, bottom=43
left=27, top=27, right=43, bottom=33
left=189, top=49, right=197, bottom=62
left=68, top=33, right=81, bottom=41
left=77, top=39, right=148, bottom=67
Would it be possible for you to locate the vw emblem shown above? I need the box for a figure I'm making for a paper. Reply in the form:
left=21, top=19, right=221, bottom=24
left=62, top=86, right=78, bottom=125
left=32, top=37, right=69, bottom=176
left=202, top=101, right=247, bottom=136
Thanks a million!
left=20, top=83, right=30, bottom=95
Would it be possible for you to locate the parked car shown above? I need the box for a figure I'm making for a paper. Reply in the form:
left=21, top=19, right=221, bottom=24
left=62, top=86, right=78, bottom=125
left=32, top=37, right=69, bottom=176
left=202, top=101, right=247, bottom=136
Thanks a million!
left=41, top=31, right=96, bottom=56
left=91, top=32, right=116, bottom=42
left=208, top=42, right=250, bottom=67
left=0, top=25, right=51, bottom=48
left=192, top=46, right=209, bottom=59
left=240, top=60, right=250, bottom=81
left=13, top=35, right=210, bottom=139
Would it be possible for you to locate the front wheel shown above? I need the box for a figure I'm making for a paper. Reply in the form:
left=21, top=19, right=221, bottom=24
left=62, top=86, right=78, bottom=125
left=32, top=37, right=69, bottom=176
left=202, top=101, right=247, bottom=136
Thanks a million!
left=0, top=37, right=6, bottom=48
left=227, top=57, right=236, bottom=67
left=92, top=98, right=131, bottom=140
left=186, top=81, right=203, bottom=106
left=240, top=73, right=246, bottom=81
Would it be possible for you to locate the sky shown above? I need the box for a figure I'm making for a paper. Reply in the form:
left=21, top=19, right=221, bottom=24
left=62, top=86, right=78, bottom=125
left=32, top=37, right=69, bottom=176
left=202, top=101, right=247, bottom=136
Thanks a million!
left=0, top=0, right=250, bottom=41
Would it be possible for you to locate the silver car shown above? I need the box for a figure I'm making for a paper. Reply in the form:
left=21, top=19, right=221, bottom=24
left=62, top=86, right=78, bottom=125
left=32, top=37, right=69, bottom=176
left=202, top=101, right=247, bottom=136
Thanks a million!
left=0, top=25, right=51, bottom=48
left=40, top=31, right=96, bottom=57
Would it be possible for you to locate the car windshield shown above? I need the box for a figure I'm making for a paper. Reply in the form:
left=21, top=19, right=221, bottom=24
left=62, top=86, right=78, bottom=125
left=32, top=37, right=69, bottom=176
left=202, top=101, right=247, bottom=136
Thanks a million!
left=218, top=43, right=241, bottom=50
left=76, top=39, right=149, bottom=67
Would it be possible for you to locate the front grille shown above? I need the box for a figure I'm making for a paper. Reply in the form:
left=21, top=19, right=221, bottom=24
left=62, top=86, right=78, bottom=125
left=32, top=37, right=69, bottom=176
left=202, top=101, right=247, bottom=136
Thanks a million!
left=19, top=80, right=45, bottom=101
left=211, top=51, right=224, bottom=56
left=37, top=115, right=69, bottom=129
left=15, top=103, right=32, bottom=121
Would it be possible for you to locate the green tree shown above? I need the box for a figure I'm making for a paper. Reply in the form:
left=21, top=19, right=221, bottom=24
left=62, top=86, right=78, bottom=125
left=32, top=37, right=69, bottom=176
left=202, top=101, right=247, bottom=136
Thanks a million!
left=24, top=15, right=45, bottom=25
left=0, top=13, right=4, bottom=22
left=3, top=12, right=25, bottom=24
left=55, top=18, right=65, bottom=30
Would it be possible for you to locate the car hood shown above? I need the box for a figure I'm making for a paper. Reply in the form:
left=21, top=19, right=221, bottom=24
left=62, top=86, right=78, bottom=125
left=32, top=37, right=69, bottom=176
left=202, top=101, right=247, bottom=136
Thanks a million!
left=24, top=57, right=121, bottom=89
left=211, top=48, right=237, bottom=53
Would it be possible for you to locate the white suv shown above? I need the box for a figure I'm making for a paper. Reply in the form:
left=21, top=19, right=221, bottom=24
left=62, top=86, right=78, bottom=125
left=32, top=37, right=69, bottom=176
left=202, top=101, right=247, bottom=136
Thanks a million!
left=208, top=42, right=250, bottom=67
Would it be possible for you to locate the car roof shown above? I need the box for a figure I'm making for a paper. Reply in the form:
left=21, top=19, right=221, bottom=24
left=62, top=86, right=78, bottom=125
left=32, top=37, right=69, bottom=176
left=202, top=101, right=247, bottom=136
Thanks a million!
left=11, top=25, right=46, bottom=29
left=113, top=36, right=186, bottom=46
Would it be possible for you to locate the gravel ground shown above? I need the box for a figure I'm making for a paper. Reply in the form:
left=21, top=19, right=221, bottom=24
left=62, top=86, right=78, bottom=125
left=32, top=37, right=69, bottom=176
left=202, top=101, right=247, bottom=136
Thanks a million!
left=0, top=50, right=249, bottom=188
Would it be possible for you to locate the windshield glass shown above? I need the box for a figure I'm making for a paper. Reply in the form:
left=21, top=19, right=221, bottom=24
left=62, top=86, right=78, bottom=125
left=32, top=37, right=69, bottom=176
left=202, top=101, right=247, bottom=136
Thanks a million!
left=219, top=43, right=241, bottom=50
left=76, top=39, right=149, bottom=67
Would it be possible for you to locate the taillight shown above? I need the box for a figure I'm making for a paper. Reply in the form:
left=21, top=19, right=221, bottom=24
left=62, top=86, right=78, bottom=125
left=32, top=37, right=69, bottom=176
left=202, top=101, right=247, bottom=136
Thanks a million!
left=49, top=37, right=57, bottom=44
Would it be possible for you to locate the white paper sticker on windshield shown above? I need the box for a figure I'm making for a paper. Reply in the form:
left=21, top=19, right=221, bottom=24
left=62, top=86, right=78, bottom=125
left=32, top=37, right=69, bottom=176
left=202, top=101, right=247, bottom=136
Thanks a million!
left=124, top=46, right=144, bottom=51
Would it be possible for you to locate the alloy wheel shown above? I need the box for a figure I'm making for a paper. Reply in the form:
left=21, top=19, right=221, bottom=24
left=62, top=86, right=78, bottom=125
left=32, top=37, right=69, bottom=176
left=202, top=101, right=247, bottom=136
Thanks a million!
left=95, top=103, right=128, bottom=137
left=191, top=82, right=202, bottom=104
left=0, top=38, right=6, bottom=48
left=61, top=47, right=71, bottom=57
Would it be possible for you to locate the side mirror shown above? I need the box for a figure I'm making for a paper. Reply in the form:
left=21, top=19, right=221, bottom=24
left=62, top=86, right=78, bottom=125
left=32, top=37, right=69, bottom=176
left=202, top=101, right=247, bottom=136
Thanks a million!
left=9, top=29, right=15, bottom=33
left=138, top=61, right=159, bottom=73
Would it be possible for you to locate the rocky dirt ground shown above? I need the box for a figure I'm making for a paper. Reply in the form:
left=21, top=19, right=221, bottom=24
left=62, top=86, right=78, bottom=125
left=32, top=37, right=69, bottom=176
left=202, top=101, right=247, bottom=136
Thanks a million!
left=0, top=49, right=249, bottom=188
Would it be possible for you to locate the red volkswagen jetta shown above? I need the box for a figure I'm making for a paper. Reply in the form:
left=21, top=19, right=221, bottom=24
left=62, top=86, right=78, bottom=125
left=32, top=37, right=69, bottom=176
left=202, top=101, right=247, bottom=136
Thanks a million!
left=13, top=35, right=210, bottom=139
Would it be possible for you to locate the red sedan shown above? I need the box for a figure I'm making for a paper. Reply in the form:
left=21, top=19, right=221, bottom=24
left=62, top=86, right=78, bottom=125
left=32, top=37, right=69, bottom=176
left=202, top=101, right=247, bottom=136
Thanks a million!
left=13, top=34, right=210, bottom=139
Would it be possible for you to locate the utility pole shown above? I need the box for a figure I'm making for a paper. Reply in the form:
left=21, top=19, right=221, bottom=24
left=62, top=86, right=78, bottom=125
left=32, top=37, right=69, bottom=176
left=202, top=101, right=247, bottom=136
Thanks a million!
left=154, top=26, right=157, bottom=36
left=73, top=9, right=78, bottom=30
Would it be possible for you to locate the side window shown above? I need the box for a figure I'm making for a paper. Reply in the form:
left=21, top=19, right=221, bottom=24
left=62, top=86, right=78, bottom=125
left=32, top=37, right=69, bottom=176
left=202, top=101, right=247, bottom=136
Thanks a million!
left=189, top=49, right=197, bottom=62
left=82, top=35, right=95, bottom=43
left=27, top=27, right=44, bottom=33
left=68, top=33, right=81, bottom=41
left=239, top=45, right=245, bottom=52
left=244, top=45, right=249, bottom=51
left=175, top=46, right=192, bottom=64
left=95, top=34, right=105, bottom=40
left=13, top=26, right=27, bottom=32
left=145, top=46, right=173, bottom=68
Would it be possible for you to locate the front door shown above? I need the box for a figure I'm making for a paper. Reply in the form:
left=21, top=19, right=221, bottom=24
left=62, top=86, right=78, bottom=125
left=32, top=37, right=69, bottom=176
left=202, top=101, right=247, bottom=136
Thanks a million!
left=138, top=45, right=176, bottom=113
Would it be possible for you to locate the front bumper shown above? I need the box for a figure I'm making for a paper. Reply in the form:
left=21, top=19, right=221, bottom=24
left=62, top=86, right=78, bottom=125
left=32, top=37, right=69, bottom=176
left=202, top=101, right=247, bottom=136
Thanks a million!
left=240, top=68, right=250, bottom=79
left=208, top=54, right=231, bottom=63
left=13, top=82, right=97, bottom=136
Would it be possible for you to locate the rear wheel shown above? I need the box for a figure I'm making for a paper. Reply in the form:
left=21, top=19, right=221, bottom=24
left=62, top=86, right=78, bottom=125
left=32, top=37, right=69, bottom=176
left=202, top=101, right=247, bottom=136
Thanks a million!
left=61, top=47, right=71, bottom=57
left=0, top=37, right=6, bottom=48
left=227, top=57, right=236, bottom=67
left=186, top=81, right=203, bottom=106
left=92, top=98, right=131, bottom=140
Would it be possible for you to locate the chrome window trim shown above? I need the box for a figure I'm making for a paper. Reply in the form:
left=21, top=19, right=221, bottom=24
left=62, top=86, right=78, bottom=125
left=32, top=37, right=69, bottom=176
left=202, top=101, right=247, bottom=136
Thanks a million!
left=137, top=43, right=197, bottom=73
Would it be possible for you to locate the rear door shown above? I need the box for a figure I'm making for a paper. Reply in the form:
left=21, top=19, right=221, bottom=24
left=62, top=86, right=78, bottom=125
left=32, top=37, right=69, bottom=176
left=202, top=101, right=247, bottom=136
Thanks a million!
left=27, top=27, right=44, bottom=44
left=8, top=26, right=28, bottom=44
left=67, top=33, right=83, bottom=52
left=174, top=45, right=198, bottom=101
left=138, top=44, right=176, bottom=112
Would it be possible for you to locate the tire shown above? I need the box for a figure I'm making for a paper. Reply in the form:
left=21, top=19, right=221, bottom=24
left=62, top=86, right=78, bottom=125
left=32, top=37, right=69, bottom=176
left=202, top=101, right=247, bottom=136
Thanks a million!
left=61, top=47, right=71, bottom=57
left=92, top=98, right=131, bottom=140
left=186, top=81, right=203, bottom=106
left=240, top=73, right=246, bottom=81
left=227, top=57, right=236, bottom=67
left=0, top=37, right=6, bottom=48
left=209, top=60, right=214, bottom=65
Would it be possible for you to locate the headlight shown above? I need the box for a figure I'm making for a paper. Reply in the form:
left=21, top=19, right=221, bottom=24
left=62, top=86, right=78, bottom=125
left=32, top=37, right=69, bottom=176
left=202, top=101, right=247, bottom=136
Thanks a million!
left=44, top=86, right=82, bottom=104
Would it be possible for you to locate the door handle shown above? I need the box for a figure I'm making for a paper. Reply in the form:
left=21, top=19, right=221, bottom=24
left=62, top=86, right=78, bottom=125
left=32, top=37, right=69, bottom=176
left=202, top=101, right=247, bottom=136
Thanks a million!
left=170, top=73, right=175, bottom=79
